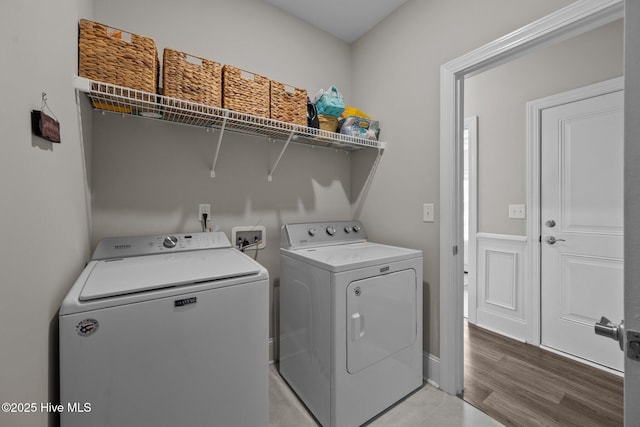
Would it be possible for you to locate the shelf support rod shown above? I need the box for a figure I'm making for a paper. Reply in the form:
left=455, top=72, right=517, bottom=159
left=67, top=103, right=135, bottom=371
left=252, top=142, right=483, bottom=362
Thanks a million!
left=210, top=112, right=229, bottom=178
left=268, top=131, right=295, bottom=182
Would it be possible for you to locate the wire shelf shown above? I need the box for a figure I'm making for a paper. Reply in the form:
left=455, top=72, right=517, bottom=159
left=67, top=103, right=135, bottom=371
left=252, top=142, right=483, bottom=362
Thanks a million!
left=74, top=77, right=386, bottom=152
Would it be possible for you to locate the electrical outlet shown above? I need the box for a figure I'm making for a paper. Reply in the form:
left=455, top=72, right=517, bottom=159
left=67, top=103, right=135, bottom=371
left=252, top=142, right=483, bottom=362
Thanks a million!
left=198, top=203, right=211, bottom=221
left=232, top=226, right=266, bottom=250
left=508, top=204, right=526, bottom=219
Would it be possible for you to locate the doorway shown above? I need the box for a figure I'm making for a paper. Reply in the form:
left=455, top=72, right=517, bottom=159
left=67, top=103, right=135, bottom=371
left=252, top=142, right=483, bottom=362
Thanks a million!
left=462, top=79, right=625, bottom=426
left=462, top=31, right=623, bottom=348
left=439, top=1, right=625, bottom=395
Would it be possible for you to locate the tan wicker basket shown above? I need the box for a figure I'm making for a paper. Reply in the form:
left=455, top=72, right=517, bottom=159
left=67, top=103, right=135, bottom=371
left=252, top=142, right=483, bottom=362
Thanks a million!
left=222, top=65, right=270, bottom=118
left=78, top=19, right=158, bottom=93
left=270, top=81, right=307, bottom=126
left=162, top=48, right=222, bottom=108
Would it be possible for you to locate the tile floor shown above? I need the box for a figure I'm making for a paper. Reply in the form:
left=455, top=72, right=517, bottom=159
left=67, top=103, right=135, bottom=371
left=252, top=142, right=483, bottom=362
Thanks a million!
left=269, top=365, right=503, bottom=427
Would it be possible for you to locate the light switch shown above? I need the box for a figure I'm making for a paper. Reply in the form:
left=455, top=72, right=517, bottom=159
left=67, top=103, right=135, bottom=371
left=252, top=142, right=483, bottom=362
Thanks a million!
left=508, top=204, right=526, bottom=219
left=423, top=203, right=435, bottom=222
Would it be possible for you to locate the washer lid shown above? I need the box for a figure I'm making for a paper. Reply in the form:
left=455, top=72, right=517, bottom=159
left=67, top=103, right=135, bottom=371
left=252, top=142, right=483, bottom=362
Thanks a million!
left=281, top=242, right=422, bottom=273
left=79, top=249, right=260, bottom=301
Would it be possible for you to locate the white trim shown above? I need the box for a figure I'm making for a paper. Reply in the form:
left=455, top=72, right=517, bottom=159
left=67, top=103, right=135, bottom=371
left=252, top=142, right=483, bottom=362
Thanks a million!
left=475, top=233, right=528, bottom=340
left=525, top=76, right=624, bottom=346
left=423, top=352, right=441, bottom=389
left=476, top=232, right=527, bottom=243
left=484, top=250, right=518, bottom=310
left=439, top=0, right=623, bottom=395
left=465, top=116, right=478, bottom=324
left=475, top=313, right=528, bottom=343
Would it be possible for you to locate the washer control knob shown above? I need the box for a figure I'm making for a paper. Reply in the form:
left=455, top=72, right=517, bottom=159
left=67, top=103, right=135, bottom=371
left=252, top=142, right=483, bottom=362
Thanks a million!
left=344, top=226, right=352, bottom=233
left=163, top=235, right=178, bottom=248
left=308, top=228, right=317, bottom=236
left=326, top=226, right=337, bottom=236
left=353, top=225, right=361, bottom=233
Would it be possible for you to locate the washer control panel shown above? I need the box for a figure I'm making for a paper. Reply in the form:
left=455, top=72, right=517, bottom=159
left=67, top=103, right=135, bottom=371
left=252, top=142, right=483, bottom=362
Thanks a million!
left=281, top=221, right=367, bottom=249
left=92, top=232, right=232, bottom=260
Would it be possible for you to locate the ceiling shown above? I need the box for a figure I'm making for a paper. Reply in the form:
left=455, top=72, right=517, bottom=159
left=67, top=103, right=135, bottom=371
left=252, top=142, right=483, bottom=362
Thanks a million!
left=263, top=0, right=410, bottom=44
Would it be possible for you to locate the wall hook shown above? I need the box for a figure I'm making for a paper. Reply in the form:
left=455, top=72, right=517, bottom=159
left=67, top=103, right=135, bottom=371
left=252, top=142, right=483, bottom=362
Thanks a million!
left=41, top=92, right=60, bottom=122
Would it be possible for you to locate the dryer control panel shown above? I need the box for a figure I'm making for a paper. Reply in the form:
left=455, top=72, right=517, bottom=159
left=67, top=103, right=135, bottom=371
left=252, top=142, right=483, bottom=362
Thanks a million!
left=281, top=221, right=367, bottom=249
left=92, top=232, right=231, bottom=260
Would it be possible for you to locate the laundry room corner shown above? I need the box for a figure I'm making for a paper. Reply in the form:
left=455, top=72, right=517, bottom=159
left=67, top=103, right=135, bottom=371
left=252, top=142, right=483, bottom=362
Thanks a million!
left=89, top=0, right=357, bottom=362
left=0, top=1, right=93, bottom=426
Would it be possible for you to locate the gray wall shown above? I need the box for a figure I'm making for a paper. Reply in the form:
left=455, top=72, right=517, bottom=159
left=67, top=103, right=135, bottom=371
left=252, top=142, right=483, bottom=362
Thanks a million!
left=0, top=1, right=92, bottom=426
left=93, top=0, right=352, bottom=102
left=350, top=0, right=590, bottom=356
left=465, top=19, right=623, bottom=236
left=91, top=0, right=354, bottom=343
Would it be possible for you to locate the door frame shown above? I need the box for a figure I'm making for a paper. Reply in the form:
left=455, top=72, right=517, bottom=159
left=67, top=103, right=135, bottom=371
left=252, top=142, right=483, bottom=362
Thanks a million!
left=525, top=76, right=624, bottom=348
left=439, top=0, right=623, bottom=395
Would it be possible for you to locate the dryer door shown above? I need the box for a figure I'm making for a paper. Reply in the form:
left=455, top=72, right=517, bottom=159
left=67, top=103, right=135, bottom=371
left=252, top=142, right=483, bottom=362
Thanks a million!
left=346, top=269, right=417, bottom=374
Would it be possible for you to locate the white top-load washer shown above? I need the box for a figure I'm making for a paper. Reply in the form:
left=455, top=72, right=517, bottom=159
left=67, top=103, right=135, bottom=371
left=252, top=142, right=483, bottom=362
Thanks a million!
left=59, top=232, right=269, bottom=427
left=279, top=221, right=423, bottom=427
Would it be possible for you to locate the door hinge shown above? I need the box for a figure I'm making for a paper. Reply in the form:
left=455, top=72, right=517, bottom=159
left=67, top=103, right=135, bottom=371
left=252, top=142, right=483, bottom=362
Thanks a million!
left=453, top=245, right=458, bottom=255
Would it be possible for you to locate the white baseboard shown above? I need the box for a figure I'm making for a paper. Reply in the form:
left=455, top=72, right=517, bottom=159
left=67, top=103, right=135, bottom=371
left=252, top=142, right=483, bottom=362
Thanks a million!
left=423, top=352, right=441, bottom=388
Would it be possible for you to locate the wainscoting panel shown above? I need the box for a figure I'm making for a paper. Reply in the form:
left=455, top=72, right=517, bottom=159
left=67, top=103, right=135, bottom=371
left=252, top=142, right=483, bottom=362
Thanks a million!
left=475, top=233, right=527, bottom=341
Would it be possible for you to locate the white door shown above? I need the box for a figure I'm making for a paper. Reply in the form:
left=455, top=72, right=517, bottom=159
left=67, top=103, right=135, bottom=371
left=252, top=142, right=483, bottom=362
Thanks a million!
left=540, top=90, right=624, bottom=371
left=625, top=0, right=640, bottom=422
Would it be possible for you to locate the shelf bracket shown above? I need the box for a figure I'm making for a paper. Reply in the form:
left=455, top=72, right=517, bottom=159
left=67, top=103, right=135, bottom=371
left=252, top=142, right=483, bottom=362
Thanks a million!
left=268, top=131, right=295, bottom=182
left=210, top=112, right=229, bottom=178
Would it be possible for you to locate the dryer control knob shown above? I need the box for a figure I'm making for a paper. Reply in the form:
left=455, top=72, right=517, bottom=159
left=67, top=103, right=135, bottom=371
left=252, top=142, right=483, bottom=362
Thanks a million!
left=326, top=226, right=337, bottom=236
left=353, top=225, right=361, bottom=232
left=344, top=226, right=352, bottom=233
left=163, top=235, right=178, bottom=248
left=308, top=228, right=317, bottom=236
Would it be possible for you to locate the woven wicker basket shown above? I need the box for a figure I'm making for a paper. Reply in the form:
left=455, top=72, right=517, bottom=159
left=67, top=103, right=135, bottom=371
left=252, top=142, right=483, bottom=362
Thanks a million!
left=78, top=19, right=158, bottom=93
left=222, top=65, right=270, bottom=118
left=162, top=48, right=222, bottom=108
left=270, top=81, right=307, bottom=126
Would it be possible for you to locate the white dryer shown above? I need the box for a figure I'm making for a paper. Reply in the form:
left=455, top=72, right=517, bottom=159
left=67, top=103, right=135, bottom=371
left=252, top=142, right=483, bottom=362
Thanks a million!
left=279, top=221, right=423, bottom=427
left=59, top=232, right=269, bottom=427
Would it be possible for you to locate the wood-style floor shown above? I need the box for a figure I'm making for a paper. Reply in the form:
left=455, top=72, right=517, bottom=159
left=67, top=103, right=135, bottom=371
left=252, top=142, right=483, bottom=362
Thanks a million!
left=464, top=321, right=623, bottom=427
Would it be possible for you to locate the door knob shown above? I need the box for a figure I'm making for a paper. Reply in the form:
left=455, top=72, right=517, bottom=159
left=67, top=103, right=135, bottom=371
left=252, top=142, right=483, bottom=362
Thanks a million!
left=545, top=219, right=556, bottom=227
left=545, top=236, right=566, bottom=244
left=595, top=316, right=625, bottom=351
